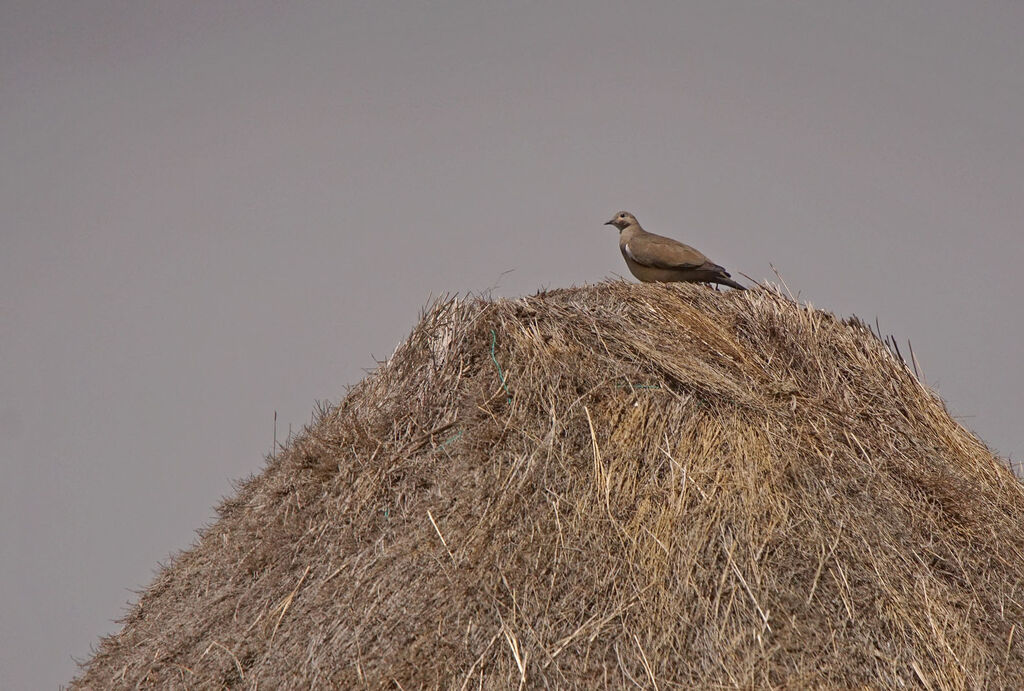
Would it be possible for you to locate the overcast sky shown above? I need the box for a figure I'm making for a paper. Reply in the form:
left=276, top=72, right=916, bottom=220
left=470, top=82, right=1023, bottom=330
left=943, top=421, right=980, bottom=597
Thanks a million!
left=2, top=2, right=1022, bottom=687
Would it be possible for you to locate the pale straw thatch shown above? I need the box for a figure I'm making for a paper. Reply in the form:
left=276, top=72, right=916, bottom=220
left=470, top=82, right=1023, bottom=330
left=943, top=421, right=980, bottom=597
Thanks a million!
left=73, top=281, right=1024, bottom=689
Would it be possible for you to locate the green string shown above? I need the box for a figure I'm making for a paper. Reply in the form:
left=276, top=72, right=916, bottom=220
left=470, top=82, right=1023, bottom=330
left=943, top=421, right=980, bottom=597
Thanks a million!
left=490, top=329, right=513, bottom=404
left=436, top=429, right=462, bottom=450
left=615, top=382, right=661, bottom=390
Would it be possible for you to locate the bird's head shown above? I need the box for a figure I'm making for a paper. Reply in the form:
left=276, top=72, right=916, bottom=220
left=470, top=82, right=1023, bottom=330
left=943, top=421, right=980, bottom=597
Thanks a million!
left=604, top=211, right=638, bottom=231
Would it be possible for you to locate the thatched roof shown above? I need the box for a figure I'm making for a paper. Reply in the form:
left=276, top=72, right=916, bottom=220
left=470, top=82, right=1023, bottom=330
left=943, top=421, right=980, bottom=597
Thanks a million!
left=73, top=282, right=1024, bottom=689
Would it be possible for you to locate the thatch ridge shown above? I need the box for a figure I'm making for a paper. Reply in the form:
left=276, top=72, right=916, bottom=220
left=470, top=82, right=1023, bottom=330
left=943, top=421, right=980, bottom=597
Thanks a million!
left=73, top=281, right=1024, bottom=688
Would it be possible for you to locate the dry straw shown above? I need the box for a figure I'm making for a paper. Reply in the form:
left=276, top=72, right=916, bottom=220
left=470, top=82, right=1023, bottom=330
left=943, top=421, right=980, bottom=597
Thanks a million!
left=73, top=281, right=1024, bottom=689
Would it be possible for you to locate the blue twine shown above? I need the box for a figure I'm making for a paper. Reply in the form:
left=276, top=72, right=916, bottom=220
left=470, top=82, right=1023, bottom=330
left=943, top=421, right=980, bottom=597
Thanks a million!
left=436, top=429, right=463, bottom=450
left=490, top=329, right=513, bottom=404
left=616, top=382, right=661, bottom=390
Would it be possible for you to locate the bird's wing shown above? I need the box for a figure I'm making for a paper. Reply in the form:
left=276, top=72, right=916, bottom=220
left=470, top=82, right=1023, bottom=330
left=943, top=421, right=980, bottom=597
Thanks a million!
left=624, top=233, right=710, bottom=270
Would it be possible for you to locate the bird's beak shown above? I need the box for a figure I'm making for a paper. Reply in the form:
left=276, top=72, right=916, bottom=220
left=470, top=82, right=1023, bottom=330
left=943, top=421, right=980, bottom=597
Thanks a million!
left=604, top=219, right=615, bottom=227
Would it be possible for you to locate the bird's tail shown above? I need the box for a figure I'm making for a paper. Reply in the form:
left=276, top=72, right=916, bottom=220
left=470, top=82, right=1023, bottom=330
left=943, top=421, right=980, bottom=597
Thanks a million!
left=717, top=275, right=746, bottom=291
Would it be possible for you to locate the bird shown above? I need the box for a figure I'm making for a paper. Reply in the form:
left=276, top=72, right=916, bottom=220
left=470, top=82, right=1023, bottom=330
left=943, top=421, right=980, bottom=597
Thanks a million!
left=604, top=211, right=746, bottom=290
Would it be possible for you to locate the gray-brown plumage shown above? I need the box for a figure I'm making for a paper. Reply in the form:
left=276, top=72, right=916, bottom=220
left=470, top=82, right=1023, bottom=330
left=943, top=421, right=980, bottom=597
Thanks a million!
left=604, top=211, right=745, bottom=290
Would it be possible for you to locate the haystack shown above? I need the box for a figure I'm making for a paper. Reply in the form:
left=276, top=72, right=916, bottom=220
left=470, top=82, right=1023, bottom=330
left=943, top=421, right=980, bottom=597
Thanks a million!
left=73, top=282, right=1024, bottom=689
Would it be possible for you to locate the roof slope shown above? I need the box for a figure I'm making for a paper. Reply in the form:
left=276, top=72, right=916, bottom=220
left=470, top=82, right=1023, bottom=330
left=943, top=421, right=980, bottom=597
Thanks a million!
left=73, top=282, right=1024, bottom=689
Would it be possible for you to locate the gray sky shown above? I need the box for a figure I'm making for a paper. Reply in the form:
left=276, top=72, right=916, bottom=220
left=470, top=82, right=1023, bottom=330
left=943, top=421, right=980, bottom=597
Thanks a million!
left=2, top=2, right=1022, bottom=687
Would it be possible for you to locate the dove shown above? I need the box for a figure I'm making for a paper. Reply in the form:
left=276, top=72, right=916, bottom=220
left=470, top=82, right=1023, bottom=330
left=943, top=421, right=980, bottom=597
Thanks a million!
left=605, top=211, right=745, bottom=290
